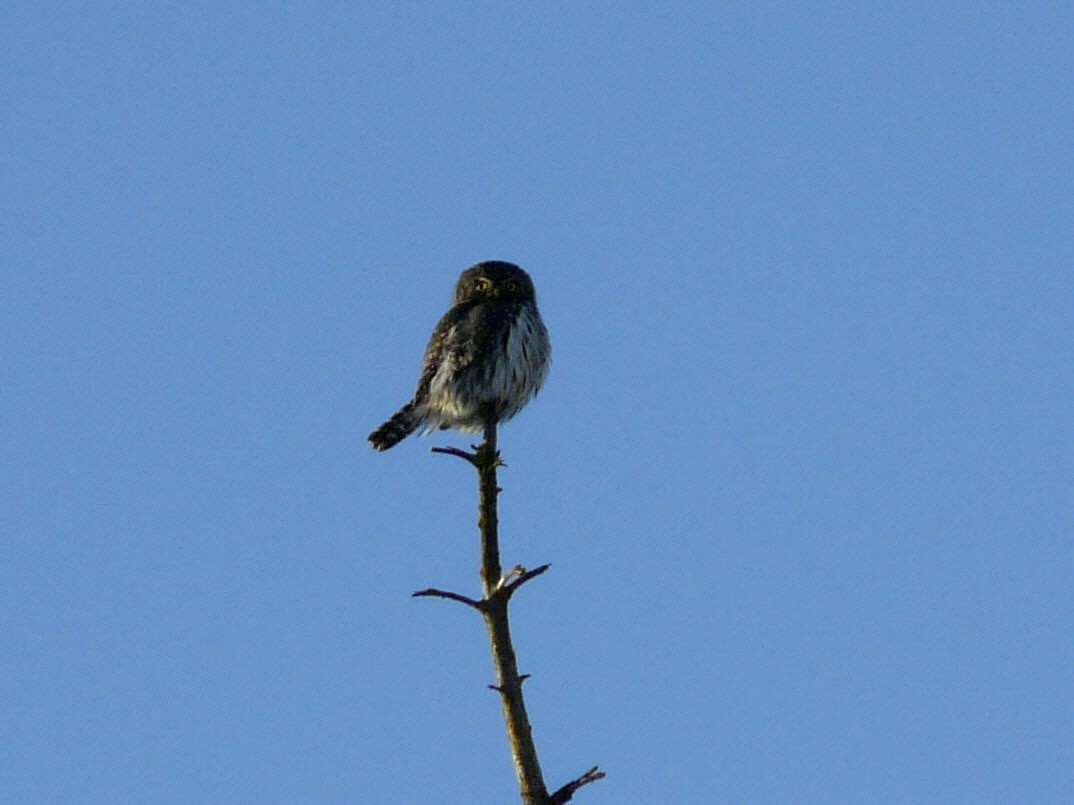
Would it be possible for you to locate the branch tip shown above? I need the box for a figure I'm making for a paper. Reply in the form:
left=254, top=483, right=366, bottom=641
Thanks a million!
left=550, top=766, right=606, bottom=803
left=504, top=563, right=552, bottom=595
left=431, top=445, right=479, bottom=466
left=411, top=588, right=482, bottom=610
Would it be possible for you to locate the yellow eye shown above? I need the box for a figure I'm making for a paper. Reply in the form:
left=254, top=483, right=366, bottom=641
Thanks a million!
left=474, top=277, right=492, bottom=292
left=505, top=280, right=519, bottom=292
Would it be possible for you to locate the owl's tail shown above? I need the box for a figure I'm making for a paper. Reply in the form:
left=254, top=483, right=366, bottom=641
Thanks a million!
left=368, top=402, right=421, bottom=451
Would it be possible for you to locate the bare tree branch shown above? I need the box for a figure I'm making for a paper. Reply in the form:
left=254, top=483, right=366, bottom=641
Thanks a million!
left=417, top=418, right=603, bottom=803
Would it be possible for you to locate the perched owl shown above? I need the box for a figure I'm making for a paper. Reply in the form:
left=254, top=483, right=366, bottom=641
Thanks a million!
left=368, top=261, right=551, bottom=451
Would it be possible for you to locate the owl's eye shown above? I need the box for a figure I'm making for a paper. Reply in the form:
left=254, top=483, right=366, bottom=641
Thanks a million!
left=474, top=277, right=492, bottom=293
left=505, top=280, right=519, bottom=292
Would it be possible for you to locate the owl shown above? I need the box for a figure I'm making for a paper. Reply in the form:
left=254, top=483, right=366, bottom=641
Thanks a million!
left=368, top=261, right=551, bottom=451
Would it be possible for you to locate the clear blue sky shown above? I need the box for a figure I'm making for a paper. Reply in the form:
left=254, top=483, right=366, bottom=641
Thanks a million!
left=3, top=3, right=1071, bottom=802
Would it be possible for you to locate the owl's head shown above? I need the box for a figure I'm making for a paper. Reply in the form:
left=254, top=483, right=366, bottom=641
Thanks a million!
left=454, top=261, right=537, bottom=304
